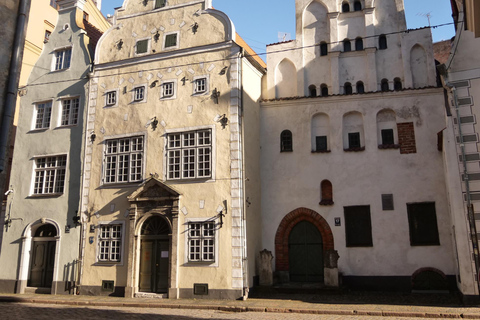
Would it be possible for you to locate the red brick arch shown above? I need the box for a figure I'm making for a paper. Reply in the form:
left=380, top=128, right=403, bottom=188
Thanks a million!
left=275, top=207, right=334, bottom=272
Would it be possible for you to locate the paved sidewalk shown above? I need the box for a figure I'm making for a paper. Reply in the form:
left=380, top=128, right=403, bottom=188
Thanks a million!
left=0, top=291, right=479, bottom=319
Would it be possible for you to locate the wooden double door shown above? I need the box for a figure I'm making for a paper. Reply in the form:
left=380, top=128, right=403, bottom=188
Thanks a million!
left=29, top=240, right=56, bottom=288
left=139, top=239, right=169, bottom=293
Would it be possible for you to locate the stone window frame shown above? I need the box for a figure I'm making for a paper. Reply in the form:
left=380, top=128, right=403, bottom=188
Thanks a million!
left=183, top=218, right=219, bottom=267
left=192, top=75, right=210, bottom=96
left=164, top=125, right=216, bottom=182
left=30, top=154, right=67, bottom=196
left=163, top=31, right=179, bottom=51
left=135, top=37, right=151, bottom=57
left=32, top=100, right=53, bottom=131
left=95, top=221, right=126, bottom=266
left=131, top=84, right=148, bottom=104
left=160, top=79, right=177, bottom=100
left=104, top=89, right=119, bottom=108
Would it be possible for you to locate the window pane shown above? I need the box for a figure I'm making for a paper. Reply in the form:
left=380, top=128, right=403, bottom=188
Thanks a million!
left=316, top=136, right=328, bottom=151
left=407, top=203, right=440, bottom=246
left=165, top=34, right=177, bottom=48
left=155, top=0, right=166, bottom=8
left=348, top=132, right=361, bottom=148
left=344, top=206, right=373, bottom=247
left=381, top=129, right=395, bottom=145
left=136, top=40, right=148, bottom=54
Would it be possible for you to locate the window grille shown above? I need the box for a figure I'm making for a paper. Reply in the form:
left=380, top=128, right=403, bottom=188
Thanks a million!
left=99, top=225, right=122, bottom=262
left=104, top=136, right=144, bottom=184
left=33, top=155, right=67, bottom=195
left=61, top=98, right=79, bottom=126
left=188, top=222, right=215, bottom=262
left=280, top=130, right=293, bottom=152
left=35, top=102, right=52, bottom=129
left=54, top=48, right=72, bottom=70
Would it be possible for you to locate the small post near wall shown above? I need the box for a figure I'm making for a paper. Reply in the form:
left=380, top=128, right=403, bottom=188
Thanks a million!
left=324, top=249, right=340, bottom=287
left=258, top=249, right=274, bottom=286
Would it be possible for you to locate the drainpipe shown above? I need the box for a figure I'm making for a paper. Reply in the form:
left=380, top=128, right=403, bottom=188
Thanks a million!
left=0, top=0, right=30, bottom=174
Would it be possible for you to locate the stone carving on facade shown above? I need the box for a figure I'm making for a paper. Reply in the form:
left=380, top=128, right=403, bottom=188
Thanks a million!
left=258, top=249, right=274, bottom=286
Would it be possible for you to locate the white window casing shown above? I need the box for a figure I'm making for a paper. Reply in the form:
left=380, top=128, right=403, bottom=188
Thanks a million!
left=192, top=75, right=210, bottom=96
left=163, top=31, right=179, bottom=50
left=184, top=218, right=219, bottom=267
left=33, top=101, right=53, bottom=130
left=104, top=89, right=119, bottom=108
left=31, top=155, right=67, bottom=196
left=160, top=79, right=177, bottom=100
left=52, top=47, right=72, bottom=71
left=59, top=97, right=80, bottom=126
left=96, top=221, right=125, bottom=265
left=103, top=136, right=144, bottom=184
left=132, top=84, right=147, bottom=104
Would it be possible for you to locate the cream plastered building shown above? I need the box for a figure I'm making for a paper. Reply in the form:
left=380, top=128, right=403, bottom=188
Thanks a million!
left=260, top=0, right=457, bottom=292
left=78, top=0, right=265, bottom=299
left=0, top=0, right=109, bottom=295
left=438, top=0, right=480, bottom=303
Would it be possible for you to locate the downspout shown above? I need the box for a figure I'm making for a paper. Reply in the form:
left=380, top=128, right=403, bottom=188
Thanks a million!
left=0, top=0, right=31, bottom=173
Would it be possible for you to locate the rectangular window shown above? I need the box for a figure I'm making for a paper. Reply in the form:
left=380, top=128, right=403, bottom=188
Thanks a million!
left=104, top=136, right=144, bottom=184
left=316, top=136, right=328, bottom=151
left=33, top=155, right=67, bottom=195
left=45, top=30, right=51, bottom=42
left=106, top=91, right=117, bottom=106
left=381, top=129, right=395, bottom=145
left=54, top=48, right=72, bottom=70
left=163, top=82, right=174, bottom=97
left=407, top=202, right=440, bottom=246
left=188, top=222, right=215, bottom=262
left=165, top=34, right=177, bottom=48
left=49, top=0, right=58, bottom=9
left=167, top=130, right=211, bottom=180
left=344, top=205, right=373, bottom=247
left=134, top=86, right=145, bottom=102
left=98, top=224, right=122, bottom=262
left=136, top=39, right=149, bottom=54
left=83, top=12, right=89, bottom=21
left=194, top=78, right=207, bottom=94
left=35, top=102, right=52, bottom=129
left=61, top=98, right=79, bottom=126
left=348, top=132, right=361, bottom=149
left=155, top=0, right=166, bottom=8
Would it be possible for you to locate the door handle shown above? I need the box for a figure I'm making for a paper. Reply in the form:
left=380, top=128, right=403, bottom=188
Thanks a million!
left=156, top=264, right=159, bottom=267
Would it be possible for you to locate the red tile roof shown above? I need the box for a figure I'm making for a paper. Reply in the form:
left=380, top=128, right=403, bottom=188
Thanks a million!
left=433, top=40, right=452, bottom=64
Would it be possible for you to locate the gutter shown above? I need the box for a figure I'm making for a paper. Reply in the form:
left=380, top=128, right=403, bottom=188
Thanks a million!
left=0, top=0, right=31, bottom=173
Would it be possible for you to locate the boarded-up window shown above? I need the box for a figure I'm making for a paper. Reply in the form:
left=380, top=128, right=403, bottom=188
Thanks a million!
left=344, top=206, right=373, bottom=247
left=407, top=202, right=440, bottom=246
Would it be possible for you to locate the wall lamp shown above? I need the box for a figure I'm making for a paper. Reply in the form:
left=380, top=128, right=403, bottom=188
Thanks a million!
left=150, top=80, right=159, bottom=88
left=154, top=31, right=160, bottom=42
left=192, top=22, right=199, bottom=34
left=90, top=131, right=96, bottom=143
left=116, top=39, right=123, bottom=50
left=212, top=88, right=220, bottom=104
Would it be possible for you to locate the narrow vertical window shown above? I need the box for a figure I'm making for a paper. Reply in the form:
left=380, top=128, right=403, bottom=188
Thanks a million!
left=61, top=98, right=79, bottom=126
left=320, top=42, right=328, bottom=56
left=35, top=102, right=52, bottom=129
left=356, top=81, right=365, bottom=94
left=394, top=78, right=403, bottom=91
left=280, top=130, right=293, bottom=152
left=355, top=38, right=363, bottom=51
left=98, top=224, right=122, bottom=262
left=343, top=39, right=351, bottom=52
left=344, top=82, right=353, bottom=95
left=321, top=84, right=329, bottom=96
left=381, top=79, right=389, bottom=92
left=309, top=85, right=317, bottom=97
left=379, top=35, right=387, bottom=50
left=354, top=1, right=362, bottom=11
left=320, top=180, right=334, bottom=205
left=342, top=2, right=350, bottom=12
left=54, top=48, right=72, bottom=70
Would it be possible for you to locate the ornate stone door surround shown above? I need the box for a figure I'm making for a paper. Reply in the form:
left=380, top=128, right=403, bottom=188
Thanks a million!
left=125, top=178, right=180, bottom=298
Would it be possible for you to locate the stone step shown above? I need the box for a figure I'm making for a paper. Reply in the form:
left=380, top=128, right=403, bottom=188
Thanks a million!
left=24, top=287, right=51, bottom=294
left=134, top=292, right=167, bottom=299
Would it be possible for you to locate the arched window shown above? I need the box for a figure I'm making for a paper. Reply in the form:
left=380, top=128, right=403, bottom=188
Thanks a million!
left=320, top=42, right=328, bottom=56
left=320, top=180, right=334, bottom=205
left=356, top=81, right=365, bottom=94
left=281, top=130, right=293, bottom=152
left=394, top=78, right=403, bottom=91
left=343, top=39, right=351, bottom=52
left=343, top=111, right=365, bottom=151
left=342, top=2, right=350, bottom=12
left=354, top=1, right=362, bottom=11
left=34, top=224, right=57, bottom=237
left=344, top=82, right=353, bottom=95
left=312, top=113, right=330, bottom=152
left=379, top=34, right=387, bottom=50
left=377, top=109, right=398, bottom=148
left=309, top=85, right=317, bottom=97
left=381, top=79, right=389, bottom=92
left=355, top=37, right=363, bottom=51
left=321, top=84, right=329, bottom=96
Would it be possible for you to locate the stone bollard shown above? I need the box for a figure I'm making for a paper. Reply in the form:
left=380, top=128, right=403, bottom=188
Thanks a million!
left=258, top=249, right=274, bottom=286
left=324, top=249, right=339, bottom=287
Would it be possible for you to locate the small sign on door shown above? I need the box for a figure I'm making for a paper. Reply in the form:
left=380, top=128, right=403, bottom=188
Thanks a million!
left=161, top=251, right=169, bottom=258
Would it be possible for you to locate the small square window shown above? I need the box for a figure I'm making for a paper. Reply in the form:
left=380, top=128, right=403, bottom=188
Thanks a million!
left=54, top=48, right=72, bottom=71
left=163, top=82, right=174, bottom=97
left=134, top=86, right=145, bottom=102
left=348, top=132, right=361, bottom=149
left=382, top=194, right=394, bottom=211
left=136, top=39, right=149, bottom=54
left=50, top=0, right=58, bottom=9
left=344, top=206, right=373, bottom=247
left=155, top=0, right=166, bottom=8
left=381, top=129, right=395, bottom=145
left=165, top=34, right=177, bottom=48
left=316, top=136, right=328, bottom=151
left=106, top=91, right=117, bottom=106
left=194, top=78, right=207, bottom=94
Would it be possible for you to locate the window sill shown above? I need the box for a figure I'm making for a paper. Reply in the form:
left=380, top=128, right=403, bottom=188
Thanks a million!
left=378, top=144, right=400, bottom=150
left=55, top=124, right=78, bottom=129
left=280, top=150, right=293, bottom=153
left=319, top=200, right=334, bottom=206
left=167, top=177, right=213, bottom=184
left=94, top=261, right=123, bottom=267
left=28, top=128, right=49, bottom=133
left=183, top=261, right=217, bottom=267
left=28, top=193, right=63, bottom=198
left=100, top=181, right=143, bottom=189
left=312, top=150, right=331, bottom=153
left=344, top=147, right=365, bottom=152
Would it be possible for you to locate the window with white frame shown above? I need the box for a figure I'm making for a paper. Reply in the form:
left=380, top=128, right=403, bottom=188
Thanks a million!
left=104, top=136, right=144, bottom=184
left=33, top=155, right=67, bottom=195
left=164, top=33, right=178, bottom=49
left=60, top=98, right=79, bottom=126
left=167, top=130, right=211, bottom=180
left=188, top=221, right=215, bottom=262
left=135, top=39, right=149, bottom=55
left=54, top=48, right=72, bottom=70
left=194, top=77, right=207, bottom=94
left=98, top=224, right=122, bottom=262
left=34, top=101, right=52, bottom=129
left=162, top=81, right=175, bottom=98
left=106, top=90, right=117, bottom=107
left=133, top=86, right=145, bottom=102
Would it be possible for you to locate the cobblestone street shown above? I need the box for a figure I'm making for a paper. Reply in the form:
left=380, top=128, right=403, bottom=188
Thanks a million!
left=0, top=302, right=452, bottom=320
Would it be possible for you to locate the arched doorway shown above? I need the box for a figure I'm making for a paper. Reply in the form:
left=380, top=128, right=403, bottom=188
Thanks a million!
left=289, top=221, right=323, bottom=282
left=28, top=224, right=57, bottom=288
left=139, top=216, right=171, bottom=293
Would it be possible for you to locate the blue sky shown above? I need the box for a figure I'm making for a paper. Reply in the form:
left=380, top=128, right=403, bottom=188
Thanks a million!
left=101, top=0, right=455, bottom=53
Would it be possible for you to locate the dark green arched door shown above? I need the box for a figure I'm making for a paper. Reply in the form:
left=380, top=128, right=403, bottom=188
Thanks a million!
left=288, top=221, right=323, bottom=282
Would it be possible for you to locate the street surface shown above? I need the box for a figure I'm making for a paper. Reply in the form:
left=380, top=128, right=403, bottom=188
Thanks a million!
left=0, top=302, right=457, bottom=320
